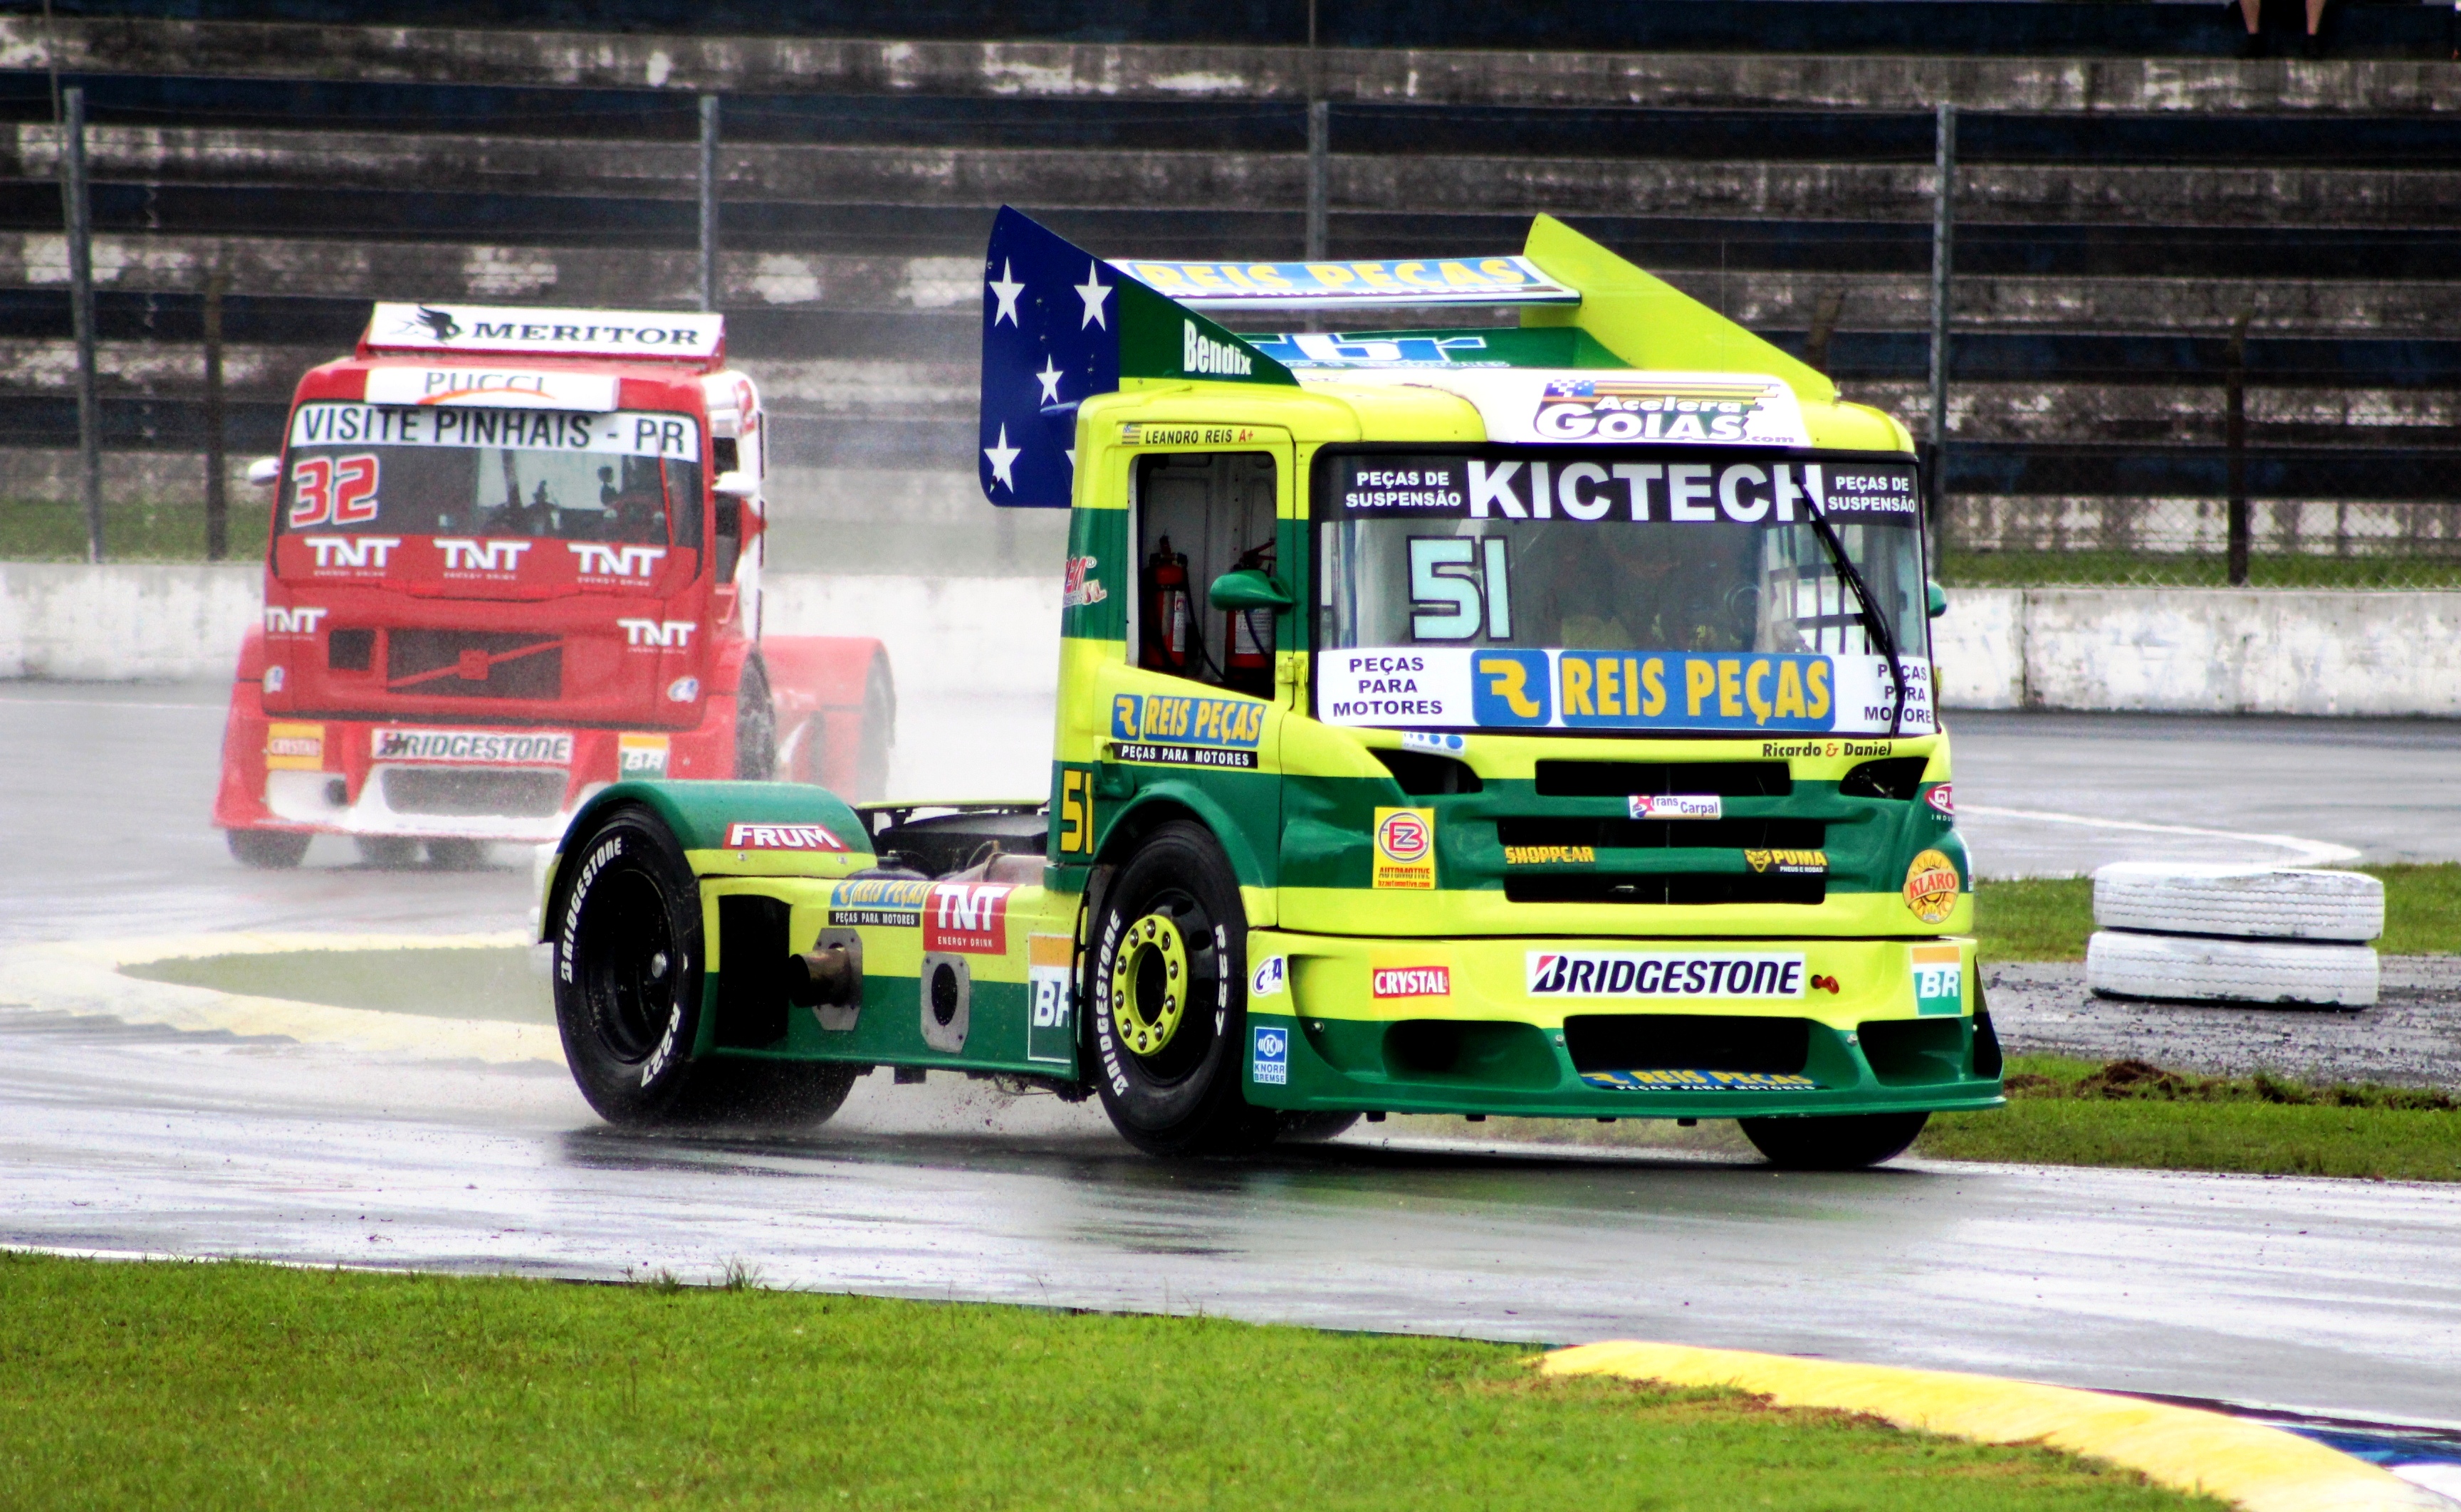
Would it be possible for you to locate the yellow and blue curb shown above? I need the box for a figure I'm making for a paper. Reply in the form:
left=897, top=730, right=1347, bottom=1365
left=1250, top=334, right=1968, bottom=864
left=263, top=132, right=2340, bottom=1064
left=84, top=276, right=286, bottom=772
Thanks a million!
left=1542, top=1340, right=2449, bottom=1512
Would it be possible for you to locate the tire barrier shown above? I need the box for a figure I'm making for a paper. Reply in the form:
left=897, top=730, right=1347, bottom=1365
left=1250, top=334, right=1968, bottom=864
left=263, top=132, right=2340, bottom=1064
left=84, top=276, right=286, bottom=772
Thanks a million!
left=2087, top=863, right=2383, bottom=1007
left=2092, top=862, right=2384, bottom=943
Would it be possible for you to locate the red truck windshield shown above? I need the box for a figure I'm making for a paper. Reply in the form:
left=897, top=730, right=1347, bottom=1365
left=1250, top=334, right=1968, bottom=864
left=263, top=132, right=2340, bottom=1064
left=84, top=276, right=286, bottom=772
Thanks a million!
left=278, top=404, right=703, bottom=548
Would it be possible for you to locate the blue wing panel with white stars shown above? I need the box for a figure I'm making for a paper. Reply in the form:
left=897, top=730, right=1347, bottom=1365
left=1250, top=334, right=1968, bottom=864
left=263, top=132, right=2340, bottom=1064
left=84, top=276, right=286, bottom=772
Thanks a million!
left=978, top=206, right=1121, bottom=509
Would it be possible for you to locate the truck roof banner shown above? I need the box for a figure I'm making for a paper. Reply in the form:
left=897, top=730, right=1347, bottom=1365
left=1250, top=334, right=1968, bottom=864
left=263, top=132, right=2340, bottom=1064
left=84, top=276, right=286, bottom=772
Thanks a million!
left=1109, top=257, right=1580, bottom=311
left=361, top=303, right=725, bottom=364
left=978, top=206, right=1295, bottom=509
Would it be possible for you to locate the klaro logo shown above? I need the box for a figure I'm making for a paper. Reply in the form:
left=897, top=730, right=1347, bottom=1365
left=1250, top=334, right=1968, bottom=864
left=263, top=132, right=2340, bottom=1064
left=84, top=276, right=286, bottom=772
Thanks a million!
left=570, top=542, right=668, bottom=577
left=617, top=619, right=695, bottom=649
left=436, top=537, right=531, bottom=572
left=263, top=605, right=327, bottom=636
left=305, top=535, right=401, bottom=570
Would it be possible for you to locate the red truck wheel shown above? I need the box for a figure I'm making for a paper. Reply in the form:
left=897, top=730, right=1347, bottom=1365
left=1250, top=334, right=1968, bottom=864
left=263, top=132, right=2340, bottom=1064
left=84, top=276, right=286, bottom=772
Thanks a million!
left=227, top=830, right=309, bottom=869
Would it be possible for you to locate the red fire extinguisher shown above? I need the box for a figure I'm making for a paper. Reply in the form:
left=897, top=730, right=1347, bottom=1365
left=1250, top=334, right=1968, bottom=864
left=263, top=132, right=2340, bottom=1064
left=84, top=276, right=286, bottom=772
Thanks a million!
left=1141, top=536, right=1192, bottom=671
left=1222, top=540, right=1275, bottom=695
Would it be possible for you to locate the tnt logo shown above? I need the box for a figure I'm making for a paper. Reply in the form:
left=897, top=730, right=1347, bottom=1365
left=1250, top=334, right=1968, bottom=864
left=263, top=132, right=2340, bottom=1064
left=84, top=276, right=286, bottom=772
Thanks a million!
left=925, top=882, right=1013, bottom=955
left=570, top=543, right=668, bottom=577
left=617, top=619, right=695, bottom=649
left=263, top=605, right=327, bottom=636
left=436, top=537, right=531, bottom=572
left=304, top=535, right=401, bottom=570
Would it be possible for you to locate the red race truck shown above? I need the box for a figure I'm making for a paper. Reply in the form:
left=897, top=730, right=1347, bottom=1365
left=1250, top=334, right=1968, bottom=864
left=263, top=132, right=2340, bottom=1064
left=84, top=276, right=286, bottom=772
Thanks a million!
left=214, top=302, right=892, bottom=868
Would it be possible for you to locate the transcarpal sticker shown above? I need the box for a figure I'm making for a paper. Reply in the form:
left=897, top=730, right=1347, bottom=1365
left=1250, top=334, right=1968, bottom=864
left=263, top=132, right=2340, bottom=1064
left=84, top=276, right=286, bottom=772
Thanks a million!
left=1630, top=794, right=1720, bottom=820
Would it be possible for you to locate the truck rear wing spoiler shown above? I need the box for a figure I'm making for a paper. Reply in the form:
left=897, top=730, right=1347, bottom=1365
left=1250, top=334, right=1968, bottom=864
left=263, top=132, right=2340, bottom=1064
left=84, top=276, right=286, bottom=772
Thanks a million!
left=976, top=207, right=1834, bottom=509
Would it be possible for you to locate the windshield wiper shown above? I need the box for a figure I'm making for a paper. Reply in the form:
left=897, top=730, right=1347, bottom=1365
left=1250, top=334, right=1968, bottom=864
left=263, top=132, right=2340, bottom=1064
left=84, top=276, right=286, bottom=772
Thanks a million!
left=1804, top=513, right=1906, bottom=739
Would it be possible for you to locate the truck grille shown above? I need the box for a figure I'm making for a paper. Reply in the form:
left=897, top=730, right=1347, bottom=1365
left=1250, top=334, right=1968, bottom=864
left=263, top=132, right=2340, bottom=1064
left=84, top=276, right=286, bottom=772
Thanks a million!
left=382, top=767, right=568, bottom=817
left=1505, top=873, right=1825, bottom=906
left=1562, top=1014, right=1812, bottom=1075
left=1533, top=760, right=1792, bottom=798
left=386, top=630, right=562, bottom=700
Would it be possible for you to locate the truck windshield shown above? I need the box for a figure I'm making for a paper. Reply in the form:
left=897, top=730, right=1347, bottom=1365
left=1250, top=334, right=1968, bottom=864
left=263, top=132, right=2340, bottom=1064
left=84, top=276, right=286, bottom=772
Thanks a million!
left=277, top=404, right=702, bottom=546
left=1315, top=449, right=1933, bottom=737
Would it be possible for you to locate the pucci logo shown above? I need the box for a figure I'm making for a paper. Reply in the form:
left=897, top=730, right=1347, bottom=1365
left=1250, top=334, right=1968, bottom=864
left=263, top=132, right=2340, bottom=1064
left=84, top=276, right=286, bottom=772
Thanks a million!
left=723, top=821, right=847, bottom=852
left=436, top=537, right=532, bottom=572
left=263, top=605, right=327, bottom=636
left=570, top=542, right=668, bottom=578
left=617, top=619, right=695, bottom=649
left=305, top=535, right=401, bottom=570
left=1183, top=320, right=1253, bottom=377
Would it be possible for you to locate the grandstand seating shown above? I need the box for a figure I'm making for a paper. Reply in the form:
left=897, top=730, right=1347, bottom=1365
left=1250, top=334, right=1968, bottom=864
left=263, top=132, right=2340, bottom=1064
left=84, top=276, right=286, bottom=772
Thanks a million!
left=0, top=4, right=2452, bottom=572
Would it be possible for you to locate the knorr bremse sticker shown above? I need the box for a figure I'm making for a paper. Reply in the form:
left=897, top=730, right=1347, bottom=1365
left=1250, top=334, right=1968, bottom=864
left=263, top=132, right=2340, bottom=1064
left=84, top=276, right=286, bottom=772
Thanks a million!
left=1903, top=848, right=1961, bottom=923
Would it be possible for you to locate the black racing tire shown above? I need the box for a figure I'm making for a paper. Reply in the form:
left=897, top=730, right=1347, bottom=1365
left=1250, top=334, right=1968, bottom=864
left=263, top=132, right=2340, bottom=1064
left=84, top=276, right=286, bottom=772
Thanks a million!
left=227, top=829, right=309, bottom=869
left=1738, top=1111, right=1930, bottom=1171
left=550, top=803, right=859, bottom=1131
left=855, top=657, right=895, bottom=801
left=734, top=657, right=778, bottom=781
left=1277, top=1111, right=1362, bottom=1143
left=426, top=837, right=490, bottom=871
left=355, top=835, right=421, bottom=869
left=1089, top=821, right=1279, bottom=1157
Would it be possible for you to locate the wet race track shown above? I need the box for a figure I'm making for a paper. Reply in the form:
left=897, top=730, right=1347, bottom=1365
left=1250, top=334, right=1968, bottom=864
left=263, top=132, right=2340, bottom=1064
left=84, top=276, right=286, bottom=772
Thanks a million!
left=5, top=683, right=2461, bottom=1427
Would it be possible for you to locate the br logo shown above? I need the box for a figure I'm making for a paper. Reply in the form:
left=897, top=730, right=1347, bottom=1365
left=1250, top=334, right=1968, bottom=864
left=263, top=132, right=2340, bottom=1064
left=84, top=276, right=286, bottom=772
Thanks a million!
left=1471, top=649, right=1550, bottom=725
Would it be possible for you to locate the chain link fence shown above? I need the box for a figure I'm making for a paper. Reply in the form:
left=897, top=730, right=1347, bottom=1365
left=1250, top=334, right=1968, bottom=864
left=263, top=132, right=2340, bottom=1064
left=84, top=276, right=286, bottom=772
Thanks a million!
left=1935, top=446, right=2461, bottom=589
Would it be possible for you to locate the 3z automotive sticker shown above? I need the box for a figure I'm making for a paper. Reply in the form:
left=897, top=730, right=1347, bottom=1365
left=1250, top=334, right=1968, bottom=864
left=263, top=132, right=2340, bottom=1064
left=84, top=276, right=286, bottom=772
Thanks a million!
left=926, top=883, right=1013, bottom=954
left=1372, top=807, right=1436, bottom=890
left=1527, top=951, right=1806, bottom=999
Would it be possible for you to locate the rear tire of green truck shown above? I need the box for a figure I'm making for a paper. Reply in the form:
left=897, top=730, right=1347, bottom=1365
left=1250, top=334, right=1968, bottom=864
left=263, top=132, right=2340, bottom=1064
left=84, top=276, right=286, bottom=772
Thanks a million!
left=553, top=804, right=859, bottom=1132
left=1738, top=1111, right=1930, bottom=1170
left=1090, top=821, right=1279, bottom=1158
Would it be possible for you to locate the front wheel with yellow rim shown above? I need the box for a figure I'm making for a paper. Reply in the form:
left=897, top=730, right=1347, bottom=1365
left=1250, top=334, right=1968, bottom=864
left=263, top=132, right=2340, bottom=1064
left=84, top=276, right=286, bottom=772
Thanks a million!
left=1090, top=821, right=1280, bottom=1157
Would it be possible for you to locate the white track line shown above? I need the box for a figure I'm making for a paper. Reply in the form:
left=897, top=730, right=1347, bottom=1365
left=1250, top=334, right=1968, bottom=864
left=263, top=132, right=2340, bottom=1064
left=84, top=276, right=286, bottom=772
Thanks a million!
left=1963, top=804, right=2362, bottom=867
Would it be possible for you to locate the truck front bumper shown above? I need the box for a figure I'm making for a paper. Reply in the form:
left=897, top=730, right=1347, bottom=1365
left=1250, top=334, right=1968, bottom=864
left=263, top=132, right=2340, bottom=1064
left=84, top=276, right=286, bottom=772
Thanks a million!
left=1239, top=930, right=2002, bottom=1119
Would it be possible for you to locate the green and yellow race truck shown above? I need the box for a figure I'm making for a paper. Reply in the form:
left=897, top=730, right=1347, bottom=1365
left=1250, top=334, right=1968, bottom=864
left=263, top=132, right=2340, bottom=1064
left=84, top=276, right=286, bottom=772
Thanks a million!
left=540, top=207, right=2000, bottom=1166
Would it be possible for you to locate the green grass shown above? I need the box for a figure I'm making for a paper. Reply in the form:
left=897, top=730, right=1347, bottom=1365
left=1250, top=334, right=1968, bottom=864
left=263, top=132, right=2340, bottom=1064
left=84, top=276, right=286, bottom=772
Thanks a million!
left=1973, top=863, right=2461, bottom=963
left=122, top=946, right=549, bottom=1023
left=1939, top=549, right=2461, bottom=591
left=0, top=1254, right=2215, bottom=1512
left=0, top=496, right=266, bottom=562
left=1918, top=1054, right=2461, bottom=1181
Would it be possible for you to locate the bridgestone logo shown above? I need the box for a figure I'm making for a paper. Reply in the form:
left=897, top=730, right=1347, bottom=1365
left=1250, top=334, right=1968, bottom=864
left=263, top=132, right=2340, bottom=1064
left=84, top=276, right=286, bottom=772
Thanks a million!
left=374, top=728, right=573, bottom=765
left=1527, top=951, right=1805, bottom=999
left=558, top=835, right=623, bottom=984
left=1184, top=320, right=1253, bottom=377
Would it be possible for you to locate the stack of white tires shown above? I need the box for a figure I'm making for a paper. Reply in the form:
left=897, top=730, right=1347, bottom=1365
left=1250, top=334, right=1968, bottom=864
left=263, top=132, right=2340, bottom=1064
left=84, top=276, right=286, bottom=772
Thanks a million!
left=2086, top=863, right=2383, bottom=1007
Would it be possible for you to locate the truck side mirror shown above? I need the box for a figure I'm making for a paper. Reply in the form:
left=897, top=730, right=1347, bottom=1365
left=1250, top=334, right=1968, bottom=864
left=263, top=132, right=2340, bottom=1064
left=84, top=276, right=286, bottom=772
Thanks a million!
left=1208, top=569, right=1294, bottom=612
left=714, top=470, right=760, bottom=499
left=245, top=456, right=281, bottom=487
left=1926, top=580, right=1948, bottom=619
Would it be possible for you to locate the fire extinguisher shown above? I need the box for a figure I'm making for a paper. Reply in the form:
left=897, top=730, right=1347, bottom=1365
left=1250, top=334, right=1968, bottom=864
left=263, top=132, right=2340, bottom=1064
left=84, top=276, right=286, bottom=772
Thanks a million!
left=1222, top=540, right=1276, bottom=694
left=1141, top=535, right=1192, bottom=671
